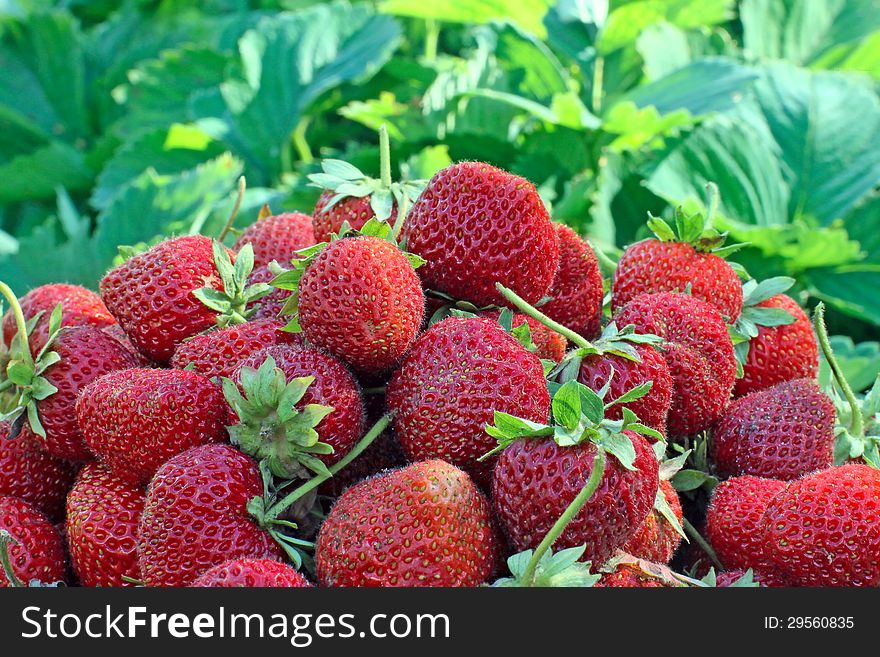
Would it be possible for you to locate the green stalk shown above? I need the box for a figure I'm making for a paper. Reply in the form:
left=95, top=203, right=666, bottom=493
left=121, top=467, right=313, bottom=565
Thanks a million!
left=217, top=176, right=246, bottom=243
left=424, top=19, right=439, bottom=62
left=520, top=450, right=606, bottom=587
left=591, top=56, right=604, bottom=114
left=267, top=413, right=393, bottom=520
left=496, top=283, right=595, bottom=350
left=682, top=517, right=723, bottom=571
left=292, top=117, right=313, bottom=165
left=379, top=124, right=392, bottom=189
left=0, top=282, right=33, bottom=368
left=391, top=193, right=409, bottom=243
left=814, top=302, right=863, bottom=438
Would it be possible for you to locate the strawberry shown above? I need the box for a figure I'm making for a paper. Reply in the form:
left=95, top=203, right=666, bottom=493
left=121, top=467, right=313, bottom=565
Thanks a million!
left=315, top=459, right=500, bottom=587
left=540, top=224, right=604, bottom=339
left=65, top=463, right=144, bottom=587
left=480, top=309, right=567, bottom=362
left=247, top=265, right=289, bottom=320
left=102, top=324, right=152, bottom=366
left=137, top=444, right=282, bottom=587
left=597, top=562, right=675, bottom=588
left=192, top=558, right=311, bottom=588
left=100, top=236, right=270, bottom=363
left=77, top=368, right=228, bottom=485
left=622, top=480, right=683, bottom=564
left=615, top=292, right=736, bottom=436
left=761, top=464, right=880, bottom=587
left=2, top=283, right=115, bottom=353
left=313, top=193, right=398, bottom=243
left=170, top=318, right=299, bottom=380
left=233, top=211, right=315, bottom=269
left=0, top=421, right=75, bottom=520
left=711, top=378, right=835, bottom=480
left=612, top=205, right=744, bottom=322
left=386, top=316, right=550, bottom=487
left=0, top=495, right=66, bottom=587
left=294, top=235, right=425, bottom=372
left=705, top=475, right=788, bottom=576
left=401, top=162, right=559, bottom=308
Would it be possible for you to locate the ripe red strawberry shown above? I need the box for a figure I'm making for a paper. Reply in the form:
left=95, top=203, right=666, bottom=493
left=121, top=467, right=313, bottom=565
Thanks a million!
left=170, top=318, right=299, bottom=380
left=387, top=317, right=550, bottom=486
left=77, top=368, right=228, bottom=485
left=233, top=212, right=316, bottom=269
left=480, top=309, right=567, bottom=362
left=297, top=235, right=425, bottom=372
left=711, top=378, right=834, bottom=480
left=2, top=283, right=115, bottom=353
left=313, top=193, right=398, bottom=243
left=0, top=495, right=66, bottom=587
left=66, top=463, right=145, bottom=587
left=540, top=224, right=604, bottom=339
left=705, top=475, right=788, bottom=575
left=138, top=444, right=282, bottom=587
left=612, top=208, right=743, bottom=322
left=622, top=480, right=682, bottom=564
left=597, top=562, right=675, bottom=588
left=734, top=293, right=817, bottom=397
left=315, top=459, right=500, bottom=587
left=760, top=464, right=880, bottom=587
left=0, top=421, right=75, bottom=520
left=401, top=162, right=559, bottom=308
left=100, top=236, right=268, bottom=363
left=247, top=265, right=289, bottom=320
left=192, top=558, right=311, bottom=588
left=615, top=292, right=736, bottom=436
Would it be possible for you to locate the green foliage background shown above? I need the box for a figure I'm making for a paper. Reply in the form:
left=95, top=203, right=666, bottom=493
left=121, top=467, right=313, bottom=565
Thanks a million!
left=1, top=0, right=879, bottom=367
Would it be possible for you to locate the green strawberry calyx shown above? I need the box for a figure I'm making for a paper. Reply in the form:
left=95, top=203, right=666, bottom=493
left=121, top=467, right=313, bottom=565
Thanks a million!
left=728, top=277, right=797, bottom=374
left=0, top=283, right=63, bottom=440
left=193, top=241, right=272, bottom=328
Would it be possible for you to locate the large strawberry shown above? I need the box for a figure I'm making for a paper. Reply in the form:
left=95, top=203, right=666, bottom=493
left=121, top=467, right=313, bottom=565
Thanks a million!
left=192, top=558, right=311, bottom=588
left=387, top=316, right=550, bottom=487
left=760, top=464, right=880, bottom=587
left=77, top=368, right=228, bottom=485
left=66, top=463, right=145, bottom=587
left=711, top=378, right=835, bottom=480
left=615, top=292, right=736, bottom=436
left=401, top=162, right=559, bottom=308
left=0, top=421, right=75, bottom=520
left=612, top=205, right=744, bottom=322
left=315, top=459, right=500, bottom=587
left=100, top=236, right=270, bottom=363
left=233, top=210, right=315, bottom=269
left=0, top=495, right=66, bottom=587
left=540, top=224, right=604, bottom=340
left=137, top=444, right=282, bottom=587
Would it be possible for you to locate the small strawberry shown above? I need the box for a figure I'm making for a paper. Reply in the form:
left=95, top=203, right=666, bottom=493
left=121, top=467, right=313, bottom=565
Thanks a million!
left=192, top=558, right=311, bottom=588
left=540, top=224, right=604, bottom=340
left=100, top=236, right=270, bottom=363
left=247, top=265, right=290, bottom=320
left=66, top=463, right=145, bottom=587
left=77, top=368, right=228, bottom=484
left=0, top=421, right=75, bottom=520
left=615, top=292, right=736, bottom=436
left=137, top=444, right=282, bottom=587
left=597, top=562, right=676, bottom=588
left=760, top=464, right=880, bottom=587
left=387, top=316, right=550, bottom=487
left=612, top=202, right=744, bottom=322
left=233, top=210, right=316, bottom=269
left=315, top=459, right=500, bottom=587
left=711, top=378, right=835, bottom=480
left=623, top=480, right=683, bottom=564
left=480, top=309, right=567, bottom=363
left=401, top=162, right=559, bottom=308
left=170, top=318, right=299, bottom=380
left=0, top=495, right=66, bottom=587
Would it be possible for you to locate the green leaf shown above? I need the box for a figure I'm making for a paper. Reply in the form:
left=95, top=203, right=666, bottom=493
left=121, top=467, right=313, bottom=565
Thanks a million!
left=672, top=468, right=716, bottom=492
left=597, top=431, right=637, bottom=470
left=552, top=380, right=583, bottom=431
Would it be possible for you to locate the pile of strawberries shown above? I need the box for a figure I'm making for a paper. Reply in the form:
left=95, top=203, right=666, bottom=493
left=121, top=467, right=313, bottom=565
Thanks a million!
left=0, top=144, right=878, bottom=589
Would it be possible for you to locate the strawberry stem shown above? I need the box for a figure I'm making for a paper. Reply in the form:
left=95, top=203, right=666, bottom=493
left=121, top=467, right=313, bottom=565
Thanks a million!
left=391, top=192, right=409, bottom=243
left=217, top=176, right=247, bottom=243
left=379, top=124, right=392, bottom=189
left=0, top=530, right=23, bottom=588
left=520, top=450, right=606, bottom=587
left=813, top=302, right=863, bottom=438
left=682, top=517, right=723, bottom=571
left=495, top=283, right=595, bottom=350
left=0, top=282, right=33, bottom=368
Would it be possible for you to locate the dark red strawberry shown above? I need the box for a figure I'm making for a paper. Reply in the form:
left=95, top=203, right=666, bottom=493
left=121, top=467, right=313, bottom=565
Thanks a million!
left=247, top=265, right=289, bottom=320
left=138, top=444, right=282, bottom=587
left=66, top=463, right=144, bottom=587
left=622, top=480, right=682, bottom=564
left=315, top=459, right=500, bottom=587
left=615, top=292, right=736, bottom=436
left=233, top=212, right=316, bottom=269
left=0, top=495, right=66, bottom=587
left=541, top=224, right=604, bottom=339
left=313, top=193, right=398, bottom=243
left=192, top=558, right=311, bottom=588
left=170, top=318, right=299, bottom=380
left=480, top=309, right=567, bottom=362
left=612, top=207, right=743, bottom=322
left=296, top=235, right=425, bottom=372
left=401, top=162, right=559, bottom=308
left=711, top=378, right=834, bottom=480
left=597, top=562, right=676, bottom=588
left=2, top=283, right=115, bottom=353
left=705, top=475, right=788, bottom=575
left=77, top=368, right=228, bottom=485
left=0, top=421, right=75, bottom=520
left=387, top=317, right=550, bottom=487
